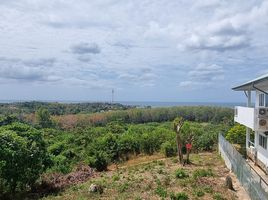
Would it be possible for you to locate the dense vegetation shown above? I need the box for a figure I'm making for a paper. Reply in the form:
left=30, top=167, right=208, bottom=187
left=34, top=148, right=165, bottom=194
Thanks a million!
left=51, top=106, right=233, bottom=129
left=0, top=101, right=133, bottom=115
left=0, top=105, right=235, bottom=198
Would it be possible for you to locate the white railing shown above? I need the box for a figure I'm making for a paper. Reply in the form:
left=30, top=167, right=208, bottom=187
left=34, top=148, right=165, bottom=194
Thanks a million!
left=234, top=106, right=255, bottom=129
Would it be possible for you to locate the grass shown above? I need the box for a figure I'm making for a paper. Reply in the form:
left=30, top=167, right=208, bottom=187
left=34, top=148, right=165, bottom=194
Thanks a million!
left=42, top=152, right=237, bottom=200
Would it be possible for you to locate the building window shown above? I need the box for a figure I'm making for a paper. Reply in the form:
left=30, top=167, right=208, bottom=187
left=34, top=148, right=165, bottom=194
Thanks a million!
left=259, top=93, right=265, bottom=107
left=259, top=134, right=267, bottom=149
left=266, top=94, right=268, bottom=107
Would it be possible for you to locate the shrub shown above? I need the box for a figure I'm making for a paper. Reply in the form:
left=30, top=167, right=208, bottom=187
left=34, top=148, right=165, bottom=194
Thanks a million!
left=161, top=141, right=177, bottom=157
left=170, top=192, right=189, bottom=200
left=175, top=169, right=188, bottom=179
left=36, top=107, right=53, bottom=128
left=225, top=124, right=246, bottom=145
left=0, top=123, right=51, bottom=193
left=193, top=168, right=214, bottom=179
left=86, top=151, right=110, bottom=171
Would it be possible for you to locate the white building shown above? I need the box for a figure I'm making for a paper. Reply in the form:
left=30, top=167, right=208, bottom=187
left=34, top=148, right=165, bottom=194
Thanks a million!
left=233, top=73, right=268, bottom=173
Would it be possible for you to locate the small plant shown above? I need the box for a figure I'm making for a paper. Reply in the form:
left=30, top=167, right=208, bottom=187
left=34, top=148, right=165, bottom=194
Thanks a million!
left=170, top=192, right=189, bottom=200
left=175, top=168, right=188, bottom=179
left=158, top=168, right=164, bottom=174
left=193, top=189, right=205, bottom=197
left=118, top=182, right=129, bottom=193
left=157, top=160, right=165, bottom=166
left=213, top=193, right=226, bottom=200
left=193, top=168, right=214, bottom=179
left=155, top=185, right=167, bottom=198
left=203, top=185, right=213, bottom=193
left=112, top=174, right=120, bottom=182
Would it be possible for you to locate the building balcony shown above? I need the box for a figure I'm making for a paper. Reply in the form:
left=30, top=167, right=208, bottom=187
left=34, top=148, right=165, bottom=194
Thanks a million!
left=234, top=106, right=255, bottom=130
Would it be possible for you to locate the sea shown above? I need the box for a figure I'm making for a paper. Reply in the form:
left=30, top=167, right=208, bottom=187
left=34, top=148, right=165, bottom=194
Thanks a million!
left=0, top=100, right=245, bottom=108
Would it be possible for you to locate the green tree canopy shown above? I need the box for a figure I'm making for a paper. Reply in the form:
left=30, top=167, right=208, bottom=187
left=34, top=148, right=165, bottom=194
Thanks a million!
left=36, top=107, right=53, bottom=128
left=225, top=123, right=246, bottom=145
left=0, top=122, right=51, bottom=193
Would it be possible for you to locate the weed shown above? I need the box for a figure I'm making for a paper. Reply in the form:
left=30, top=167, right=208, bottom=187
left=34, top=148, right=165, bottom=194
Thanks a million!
left=157, top=168, right=164, bottom=174
left=170, top=192, right=189, bottom=200
left=193, top=189, right=205, bottom=197
left=203, top=185, right=213, bottom=193
left=193, top=168, right=214, bottom=179
left=118, top=182, right=129, bottom=193
left=157, top=160, right=165, bottom=166
left=175, top=169, right=188, bottom=179
left=213, top=192, right=226, bottom=200
left=112, top=174, right=120, bottom=182
left=155, top=185, right=167, bottom=198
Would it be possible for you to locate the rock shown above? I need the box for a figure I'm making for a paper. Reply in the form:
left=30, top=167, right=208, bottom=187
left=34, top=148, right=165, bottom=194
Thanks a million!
left=89, top=184, right=103, bottom=194
left=225, top=175, right=235, bottom=191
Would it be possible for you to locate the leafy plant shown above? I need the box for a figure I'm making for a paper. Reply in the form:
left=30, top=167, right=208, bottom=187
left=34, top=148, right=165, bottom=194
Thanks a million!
left=213, top=192, right=226, bottom=200
left=161, top=141, right=177, bottom=157
left=155, top=185, right=167, bottom=198
left=0, top=123, right=51, bottom=193
left=193, top=168, right=214, bottom=179
left=170, top=192, right=189, bottom=200
left=175, top=169, right=188, bottom=179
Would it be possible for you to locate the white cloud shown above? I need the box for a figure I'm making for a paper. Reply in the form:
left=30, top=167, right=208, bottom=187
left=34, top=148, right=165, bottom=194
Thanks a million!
left=0, top=0, right=267, bottom=101
left=179, top=64, right=224, bottom=89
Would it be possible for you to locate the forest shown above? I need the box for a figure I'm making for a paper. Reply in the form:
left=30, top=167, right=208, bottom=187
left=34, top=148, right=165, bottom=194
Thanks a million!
left=0, top=104, right=242, bottom=199
left=0, top=101, right=133, bottom=115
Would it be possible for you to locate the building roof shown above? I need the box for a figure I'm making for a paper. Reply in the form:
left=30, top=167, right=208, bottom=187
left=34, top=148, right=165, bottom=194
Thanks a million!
left=232, top=73, right=268, bottom=91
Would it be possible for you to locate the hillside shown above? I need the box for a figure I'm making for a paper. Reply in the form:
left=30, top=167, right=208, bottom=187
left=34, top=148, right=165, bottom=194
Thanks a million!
left=42, top=152, right=246, bottom=200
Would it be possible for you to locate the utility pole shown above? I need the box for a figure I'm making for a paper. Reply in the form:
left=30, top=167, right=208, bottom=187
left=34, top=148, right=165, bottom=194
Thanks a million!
left=112, top=89, right=114, bottom=103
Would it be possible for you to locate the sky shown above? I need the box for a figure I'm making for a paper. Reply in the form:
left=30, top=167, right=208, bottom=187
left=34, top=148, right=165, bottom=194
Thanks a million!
left=0, top=0, right=268, bottom=103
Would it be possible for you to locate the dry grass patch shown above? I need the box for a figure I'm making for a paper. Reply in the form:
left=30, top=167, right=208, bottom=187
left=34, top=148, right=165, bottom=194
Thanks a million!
left=42, top=152, right=238, bottom=200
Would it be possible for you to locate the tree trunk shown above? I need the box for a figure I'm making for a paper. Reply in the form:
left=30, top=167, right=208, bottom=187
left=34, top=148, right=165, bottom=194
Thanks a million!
left=176, top=133, right=183, bottom=164
left=185, top=134, right=194, bottom=164
left=174, top=117, right=184, bottom=164
left=186, top=148, right=190, bottom=164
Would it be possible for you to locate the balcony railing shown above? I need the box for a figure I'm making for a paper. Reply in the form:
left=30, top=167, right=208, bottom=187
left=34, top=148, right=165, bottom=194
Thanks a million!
left=234, top=106, right=255, bottom=130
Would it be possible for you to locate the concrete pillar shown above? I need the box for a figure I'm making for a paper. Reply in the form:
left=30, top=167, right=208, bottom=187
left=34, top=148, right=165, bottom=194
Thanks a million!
left=246, top=90, right=251, bottom=149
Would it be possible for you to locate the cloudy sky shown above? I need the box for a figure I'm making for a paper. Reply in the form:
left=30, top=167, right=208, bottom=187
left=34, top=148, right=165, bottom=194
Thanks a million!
left=0, top=0, right=268, bottom=102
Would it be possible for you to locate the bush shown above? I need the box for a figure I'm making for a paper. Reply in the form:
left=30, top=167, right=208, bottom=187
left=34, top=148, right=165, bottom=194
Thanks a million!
left=170, top=192, right=189, bottom=200
left=86, top=151, right=109, bottom=171
left=161, top=141, right=177, bottom=157
left=225, top=124, right=246, bottom=145
left=175, top=169, right=188, bottom=179
left=0, top=123, right=50, bottom=193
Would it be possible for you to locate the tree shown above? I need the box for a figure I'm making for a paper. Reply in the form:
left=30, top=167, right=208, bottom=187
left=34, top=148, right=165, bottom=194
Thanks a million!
left=36, top=107, right=53, bottom=128
left=173, top=117, right=185, bottom=164
left=0, top=123, right=51, bottom=193
left=225, top=123, right=246, bottom=145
